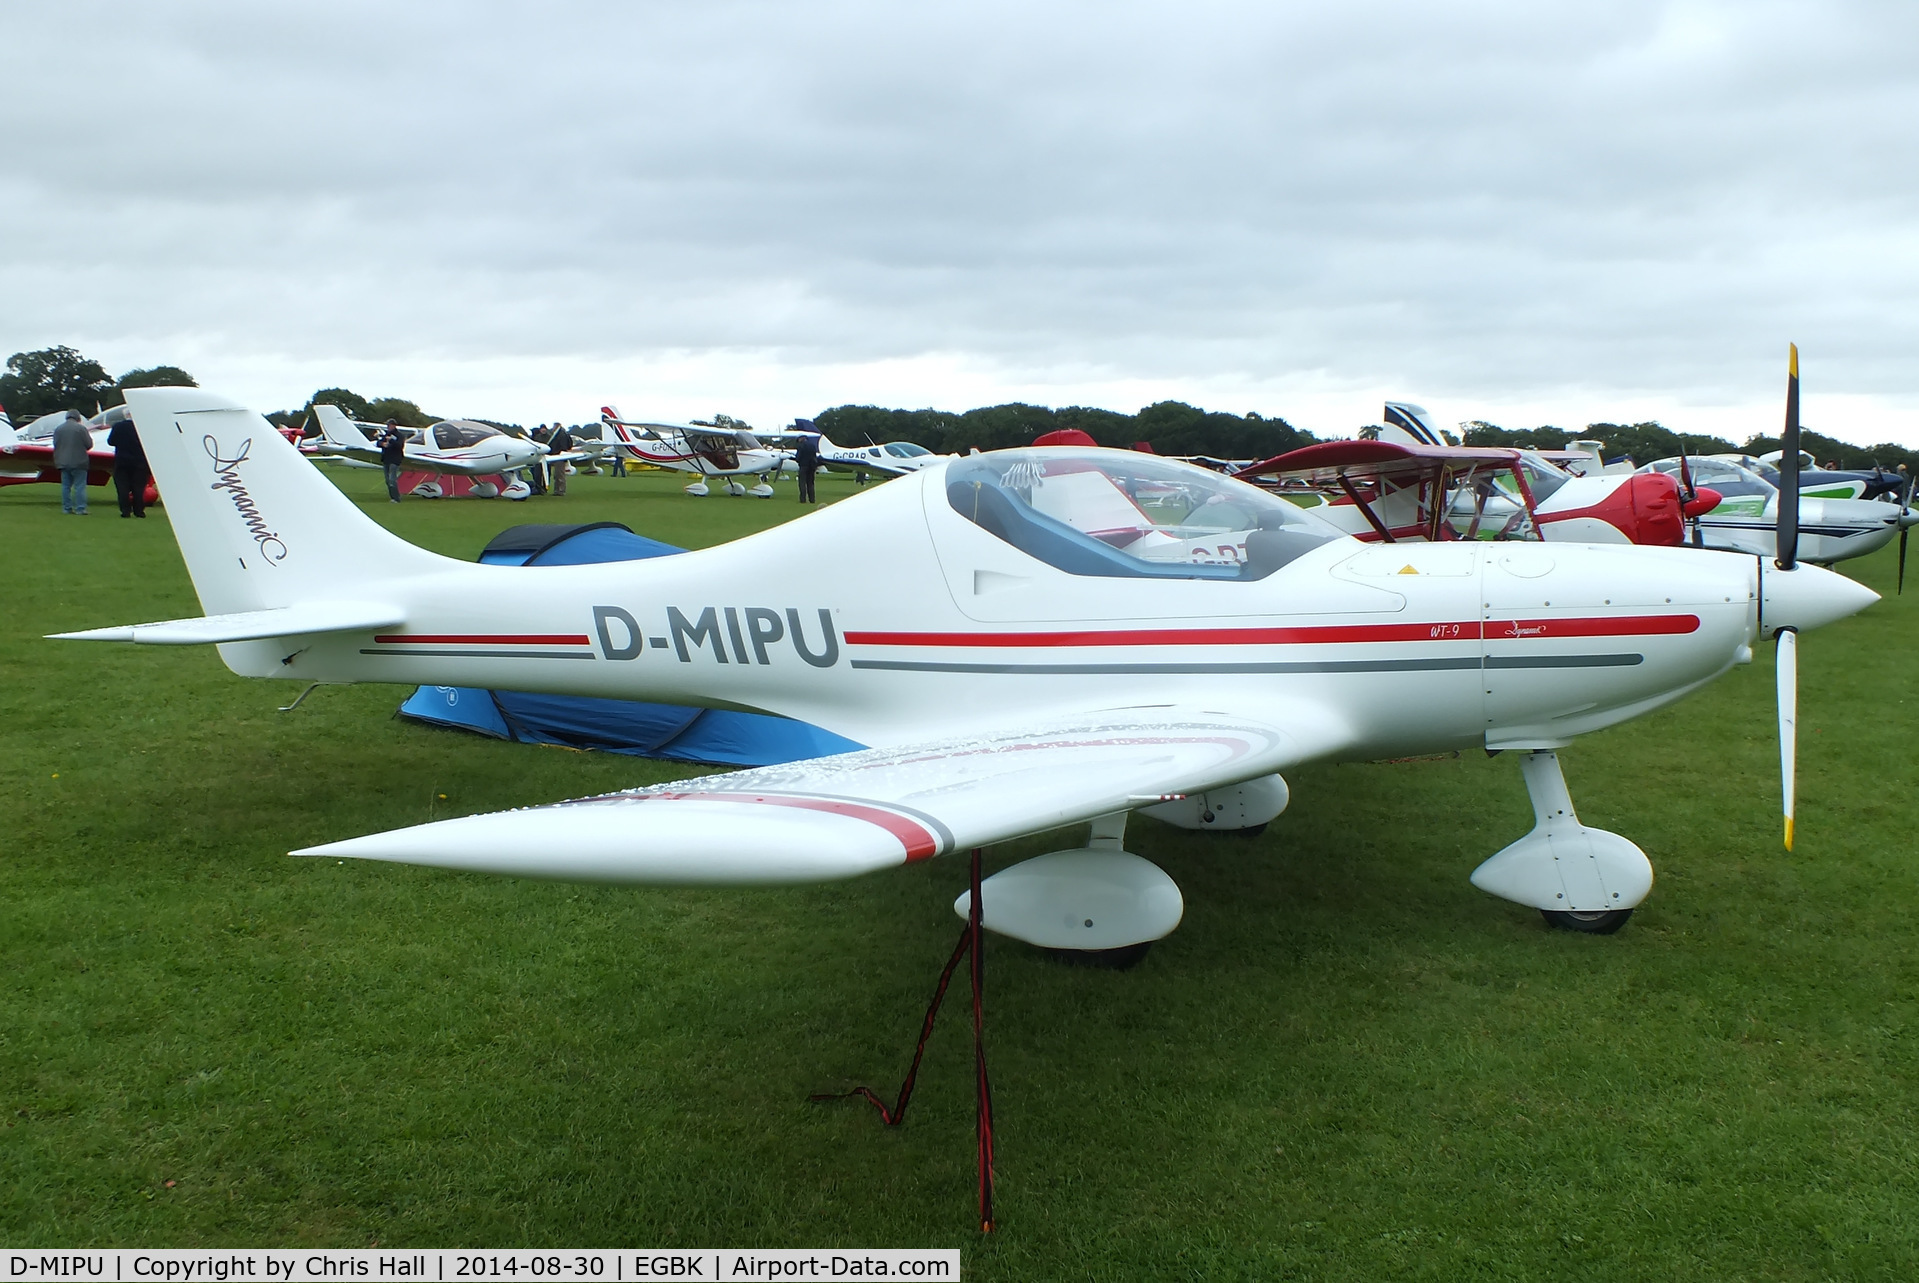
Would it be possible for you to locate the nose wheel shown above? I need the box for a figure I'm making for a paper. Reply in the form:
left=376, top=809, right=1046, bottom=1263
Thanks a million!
left=1541, top=908, right=1634, bottom=935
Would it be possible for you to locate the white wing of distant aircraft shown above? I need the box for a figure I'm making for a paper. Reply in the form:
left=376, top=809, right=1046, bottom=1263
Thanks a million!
left=599, top=405, right=781, bottom=496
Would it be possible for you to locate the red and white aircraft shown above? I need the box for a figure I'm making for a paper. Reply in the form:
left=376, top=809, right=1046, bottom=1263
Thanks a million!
left=1235, top=403, right=1719, bottom=547
left=59, top=368, right=1871, bottom=949
left=600, top=406, right=782, bottom=497
left=0, top=408, right=117, bottom=489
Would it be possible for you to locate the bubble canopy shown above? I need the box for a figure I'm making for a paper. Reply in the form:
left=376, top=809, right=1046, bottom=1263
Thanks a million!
left=945, top=448, right=1343, bottom=580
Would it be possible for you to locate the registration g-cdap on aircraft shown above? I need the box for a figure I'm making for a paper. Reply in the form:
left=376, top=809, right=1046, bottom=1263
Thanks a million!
left=60, top=351, right=1872, bottom=945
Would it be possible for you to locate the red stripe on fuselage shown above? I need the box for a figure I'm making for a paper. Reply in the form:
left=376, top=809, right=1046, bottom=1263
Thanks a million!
left=844, top=615, right=1699, bottom=648
left=636, top=791, right=940, bottom=861
left=373, top=633, right=592, bottom=645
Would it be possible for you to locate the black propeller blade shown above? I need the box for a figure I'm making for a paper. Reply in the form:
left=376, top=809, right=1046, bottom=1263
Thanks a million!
left=1678, top=445, right=1705, bottom=547
left=1899, top=473, right=1914, bottom=596
left=1776, top=343, right=1800, bottom=571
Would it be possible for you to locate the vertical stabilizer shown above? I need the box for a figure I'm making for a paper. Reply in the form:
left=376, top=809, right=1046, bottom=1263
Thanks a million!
left=313, top=402, right=378, bottom=449
left=124, top=387, right=445, bottom=615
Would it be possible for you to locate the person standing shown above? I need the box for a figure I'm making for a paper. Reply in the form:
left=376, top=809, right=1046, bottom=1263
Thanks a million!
left=548, top=422, right=574, bottom=496
left=52, top=410, right=91, bottom=515
left=526, top=425, right=549, bottom=494
left=378, top=418, right=407, bottom=503
left=108, top=415, right=149, bottom=518
left=795, top=430, right=820, bottom=504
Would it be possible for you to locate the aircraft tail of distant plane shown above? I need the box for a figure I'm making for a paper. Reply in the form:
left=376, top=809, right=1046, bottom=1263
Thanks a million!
left=313, top=402, right=376, bottom=450
left=101, top=388, right=445, bottom=619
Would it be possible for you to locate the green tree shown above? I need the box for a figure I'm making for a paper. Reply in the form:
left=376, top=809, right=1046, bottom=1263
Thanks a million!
left=304, top=388, right=375, bottom=422
left=366, top=397, right=434, bottom=428
left=97, top=365, right=199, bottom=410
left=813, top=399, right=1314, bottom=459
left=1464, top=420, right=1737, bottom=466
left=0, top=345, right=116, bottom=419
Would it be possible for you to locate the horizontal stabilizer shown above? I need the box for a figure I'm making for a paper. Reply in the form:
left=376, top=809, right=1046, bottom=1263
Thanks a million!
left=51, top=600, right=404, bottom=645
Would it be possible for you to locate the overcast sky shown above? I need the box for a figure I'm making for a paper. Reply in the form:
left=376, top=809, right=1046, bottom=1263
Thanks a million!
left=2, top=1, right=1915, bottom=445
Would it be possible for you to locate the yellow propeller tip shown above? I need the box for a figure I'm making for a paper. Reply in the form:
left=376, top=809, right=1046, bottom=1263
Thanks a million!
left=1789, top=343, right=1799, bottom=377
left=1784, top=817, right=1795, bottom=850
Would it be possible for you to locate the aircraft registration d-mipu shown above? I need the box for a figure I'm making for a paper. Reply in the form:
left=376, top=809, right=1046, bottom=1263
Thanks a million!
left=63, top=363, right=1871, bottom=947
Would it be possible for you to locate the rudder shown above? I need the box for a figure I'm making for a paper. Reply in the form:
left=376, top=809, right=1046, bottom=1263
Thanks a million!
left=124, top=387, right=444, bottom=615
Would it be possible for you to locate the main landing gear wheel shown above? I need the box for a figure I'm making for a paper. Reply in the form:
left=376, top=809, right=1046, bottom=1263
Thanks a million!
left=1541, top=908, right=1634, bottom=935
left=1042, top=942, right=1154, bottom=970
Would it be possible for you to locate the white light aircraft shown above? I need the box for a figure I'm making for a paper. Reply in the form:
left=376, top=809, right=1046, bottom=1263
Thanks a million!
left=61, top=354, right=1871, bottom=952
left=309, top=404, right=560, bottom=498
left=600, top=406, right=782, bottom=496
left=762, top=423, right=949, bottom=479
left=1636, top=454, right=1916, bottom=570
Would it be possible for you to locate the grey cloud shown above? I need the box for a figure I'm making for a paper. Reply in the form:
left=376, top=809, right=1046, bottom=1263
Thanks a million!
left=1, top=0, right=1915, bottom=422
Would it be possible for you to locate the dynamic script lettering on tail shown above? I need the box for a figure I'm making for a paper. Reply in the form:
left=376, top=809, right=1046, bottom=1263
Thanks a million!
left=594, top=606, right=839, bottom=667
left=204, top=436, right=288, bottom=564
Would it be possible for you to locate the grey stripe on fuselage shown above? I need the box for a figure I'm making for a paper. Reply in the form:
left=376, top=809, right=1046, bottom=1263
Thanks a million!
left=359, top=648, right=598, bottom=659
left=847, top=654, right=1643, bottom=675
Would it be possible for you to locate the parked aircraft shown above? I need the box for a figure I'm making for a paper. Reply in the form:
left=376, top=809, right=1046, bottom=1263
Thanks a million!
left=309, top=404, right=555, bottom=498
left=1235, top=435, right=1711, bottom=547
left=600, top=406, right=782, bottom=496
left=767, top=420, right=949, bottom=478
left=64, top=357, right=1867, bottom=955
left=0, top=410, right=116, bottom=489
left=1636, top=455, right=1915, bottom=568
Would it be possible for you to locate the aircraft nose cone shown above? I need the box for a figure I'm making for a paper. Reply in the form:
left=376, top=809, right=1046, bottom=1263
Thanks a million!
left=1762, top=562, right=1879, bottom=636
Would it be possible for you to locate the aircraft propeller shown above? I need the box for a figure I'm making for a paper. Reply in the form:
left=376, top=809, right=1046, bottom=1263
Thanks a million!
left=1678, top=446, right=1706, bottom=548
left=1898, top=473, right=1914, bottom=596
left=1775, top=343, right=1802, bottom=850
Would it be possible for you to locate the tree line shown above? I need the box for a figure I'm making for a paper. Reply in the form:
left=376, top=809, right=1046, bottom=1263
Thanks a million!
left=5, top=343, right=1912, bottom=473
left=1462, top=419, right=1918, bottom=476
left=813, top=401, right=1315, bottom=460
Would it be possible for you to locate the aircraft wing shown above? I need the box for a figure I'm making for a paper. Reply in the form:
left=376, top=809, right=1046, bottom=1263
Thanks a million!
left=1237, top=439, right=1521, bottom=485
left=294, top=703, right=1351, bottom=884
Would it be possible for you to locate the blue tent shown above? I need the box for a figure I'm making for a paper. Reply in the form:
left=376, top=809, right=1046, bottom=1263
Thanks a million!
left=398, top=523, right=863, bottom=766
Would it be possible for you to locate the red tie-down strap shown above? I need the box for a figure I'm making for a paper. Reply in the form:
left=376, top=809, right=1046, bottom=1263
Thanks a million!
left=811, top=847, right=996, bottom=1233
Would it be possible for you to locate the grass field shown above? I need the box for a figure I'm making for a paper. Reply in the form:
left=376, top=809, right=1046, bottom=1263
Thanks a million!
left=4, top=463, right=1917, bottom=1278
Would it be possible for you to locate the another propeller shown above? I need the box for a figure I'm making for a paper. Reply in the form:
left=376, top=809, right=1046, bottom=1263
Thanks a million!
left=1677, top=446, right=1706, bottom=547
left=1898, top=473, right=1914, bottom=595
left=1775, top=343, right=1801, bottom=850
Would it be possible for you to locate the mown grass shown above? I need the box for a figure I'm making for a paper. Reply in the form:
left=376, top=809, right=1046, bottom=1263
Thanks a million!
left=3, top=465, right=1917, bottom=1278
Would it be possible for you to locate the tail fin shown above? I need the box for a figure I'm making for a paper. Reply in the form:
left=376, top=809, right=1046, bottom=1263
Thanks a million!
left=313, top=402, right=375, bottom=449
left=1381, top=402, right=1444, bottom=446
left=124, top=387, right=445, bottom=615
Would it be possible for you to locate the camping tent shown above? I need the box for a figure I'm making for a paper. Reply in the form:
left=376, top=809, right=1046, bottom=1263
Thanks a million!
left=397, top=523, right=863, bottom=766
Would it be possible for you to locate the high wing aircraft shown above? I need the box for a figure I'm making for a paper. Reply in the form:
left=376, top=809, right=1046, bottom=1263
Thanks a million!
left=0, top=409, right=116, bottom=489
left=309, top=404, right=554, bottom=498
left=62, top=362, right=1871, bottom=955
left=1235, top=436, right=1712, bottom=547
left=600, top=405, right=782, bottom=496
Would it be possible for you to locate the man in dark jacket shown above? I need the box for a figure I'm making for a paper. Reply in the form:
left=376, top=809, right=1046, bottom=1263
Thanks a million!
left=795, top=430, right=820, bottom=504
left=525, top=424, right=549, bottom=494
left=108, top=417, right=149, bottom=518
left=548, top=422, right=574, bottom=496
left=378, top=418, right=408, bottom=503
left=52, top=411, right=92, bottom=514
